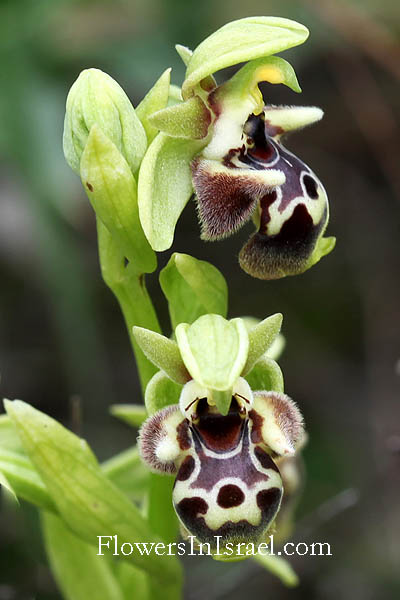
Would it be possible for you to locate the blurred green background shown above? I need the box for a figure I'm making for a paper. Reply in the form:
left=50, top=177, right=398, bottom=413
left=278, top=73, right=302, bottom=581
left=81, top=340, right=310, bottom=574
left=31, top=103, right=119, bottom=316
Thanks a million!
left=0, top=0, right=399, bottom=598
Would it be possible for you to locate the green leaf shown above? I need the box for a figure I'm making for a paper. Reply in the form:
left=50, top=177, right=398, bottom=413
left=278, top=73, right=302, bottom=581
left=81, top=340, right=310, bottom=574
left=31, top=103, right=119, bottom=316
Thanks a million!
left=149, top=96, right=211, bottom=140
left=4, top=400, right=181, bottom=583
left=42, top=511, right=124, bottom=600
left=0, top=447, right=56, bottom=511
left=160, top=252, right=228, bottom=330
left=81, top=125, right=156, bottom=274
left=245, top=356, right=284, bottom=393
left=132, top=327, right=190, bottom=384
left=175, top=315, right=249, bottom=411
left=0, top=469, right=18, bottom=503
left=110, top=404, right=147, bottom=428
left=137, top=133, right=204, bottom=251
left=0, top=414, right=25, bottom=454
left=144, top=371, right=182, bottom=415
left=115, top=561, right=149, bottom=600
left=253, top=552, right=298, bottom=587
left=63, top=68, right=147, bottom=175
left=242, top=313, right=283, bottom=374
left=136, top=69, right=171, bottom=145
left=182, top=17, right=309, bottom=98
left=102, top=447, right=149, bottom=503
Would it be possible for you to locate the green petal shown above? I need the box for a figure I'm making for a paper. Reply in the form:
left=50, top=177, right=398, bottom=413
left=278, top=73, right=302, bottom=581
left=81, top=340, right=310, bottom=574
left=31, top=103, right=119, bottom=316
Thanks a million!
left=160, top=252, right=228, bottom=330
left=245, top=356, right=284, bottom=393
left=4, top=400, right=180, bottom=583
left=80, top=125, right=156, bottom=274
left=138, top=133, right=204, bottom=251
left=149, top=96, right=211, bottom=139
left=132, top=327, right=191, bottom=384
left=182, top=17, right=309, bottom=98
left=175, top=315, right=249, bottom=406
left=144, top=371, right=182, bottom=415
left=42, top=512, right=125, bottom=600
left=136, top=68, right=171, bottom=145
left=242, top=313, right=283, bottom=374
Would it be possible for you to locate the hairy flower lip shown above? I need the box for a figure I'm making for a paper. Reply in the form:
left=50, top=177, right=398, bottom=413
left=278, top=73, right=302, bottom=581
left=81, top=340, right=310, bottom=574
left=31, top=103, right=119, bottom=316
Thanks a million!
left=192, top=106, right=332, bottom=279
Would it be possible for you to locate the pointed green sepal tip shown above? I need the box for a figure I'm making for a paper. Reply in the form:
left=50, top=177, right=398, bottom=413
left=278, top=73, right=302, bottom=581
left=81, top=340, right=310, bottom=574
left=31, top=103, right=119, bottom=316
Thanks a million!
left=175, top=315, right=249, bottom=392
left=159, top=252, right=228, bottom=330
left=80, top=124, right=156, bottom=274
left=63, top=68, right=147, bottom=175
left=243, top=313, right=283, bottom=375
left=136, top=68, right=171, bottom=145
left=182, top=17, right=309, bottom=98
left=132, top=326, right=191, bottom=384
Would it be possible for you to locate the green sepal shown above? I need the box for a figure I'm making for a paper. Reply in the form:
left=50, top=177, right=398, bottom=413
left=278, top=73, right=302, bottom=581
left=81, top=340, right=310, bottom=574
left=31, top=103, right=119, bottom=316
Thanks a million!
left=136, top=68, right=171, bottom=145
left=182, top=17, right=309, bottom=99
left=63, top=68, right=147, bottom=175
left=110, top=404, right=148, bottom=428
left=132, top=327, right=191, bottom=384
left=175, top=44, right=193, bottom=67
left=242, top=313, right=283, bottom=375
left=168, top=85, right=183, bottom=106
left=160, top=252, right=228, bottom=330
left=4, top=400, right=180, bottom=583
left=41, top=512, right=125, bottom=600
left=144, top=371, right=182, bottom=415
left=80, top=125, right=156, bottom=274
left=245, top=356, right=284, bottom=393
left=138, top=133, right=204, bottom=251
left=149, top=96, right=211, bottom=140
left=253, top=552, right=299, bottom=587
left=175, top=315, right=249, bottom=409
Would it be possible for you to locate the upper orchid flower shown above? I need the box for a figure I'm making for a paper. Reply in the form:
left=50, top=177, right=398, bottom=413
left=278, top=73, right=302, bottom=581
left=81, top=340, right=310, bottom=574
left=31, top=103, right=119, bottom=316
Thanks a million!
left=137, top=17, right=335, bottom=279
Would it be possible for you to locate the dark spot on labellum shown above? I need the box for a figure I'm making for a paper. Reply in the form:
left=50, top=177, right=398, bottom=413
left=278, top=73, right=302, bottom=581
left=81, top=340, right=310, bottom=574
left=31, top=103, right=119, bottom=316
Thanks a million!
left=176, top=455, right=195, bottom=481
left=176, top=497, right=208, bottom=521
left=303, top=174, right=318, bottom=199
left=256, top=487, right=282, bottom=518
left=86, top=182, right=93, bottom=192
left=177, top=420, right=191, bottom=451
left=254, top=447, right=280, bottom=473
left=217, top=484, right=245, bottom=508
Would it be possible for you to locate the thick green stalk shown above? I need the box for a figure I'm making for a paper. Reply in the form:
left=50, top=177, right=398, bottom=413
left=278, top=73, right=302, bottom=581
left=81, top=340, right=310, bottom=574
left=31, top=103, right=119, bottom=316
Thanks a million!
left=97, top=219, right=182, bottom=599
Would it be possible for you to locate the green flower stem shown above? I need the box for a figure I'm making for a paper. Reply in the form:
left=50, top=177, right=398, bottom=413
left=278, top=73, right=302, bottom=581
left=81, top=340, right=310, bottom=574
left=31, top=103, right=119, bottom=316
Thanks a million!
left=97, top=219, right=160, bottom=390
left=97, top=219, right=182, bottom=599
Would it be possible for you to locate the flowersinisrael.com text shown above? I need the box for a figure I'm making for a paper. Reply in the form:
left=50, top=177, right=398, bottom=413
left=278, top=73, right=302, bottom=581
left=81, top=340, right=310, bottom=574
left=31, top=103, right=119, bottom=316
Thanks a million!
left=97, top=535, right=332, bottom=558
